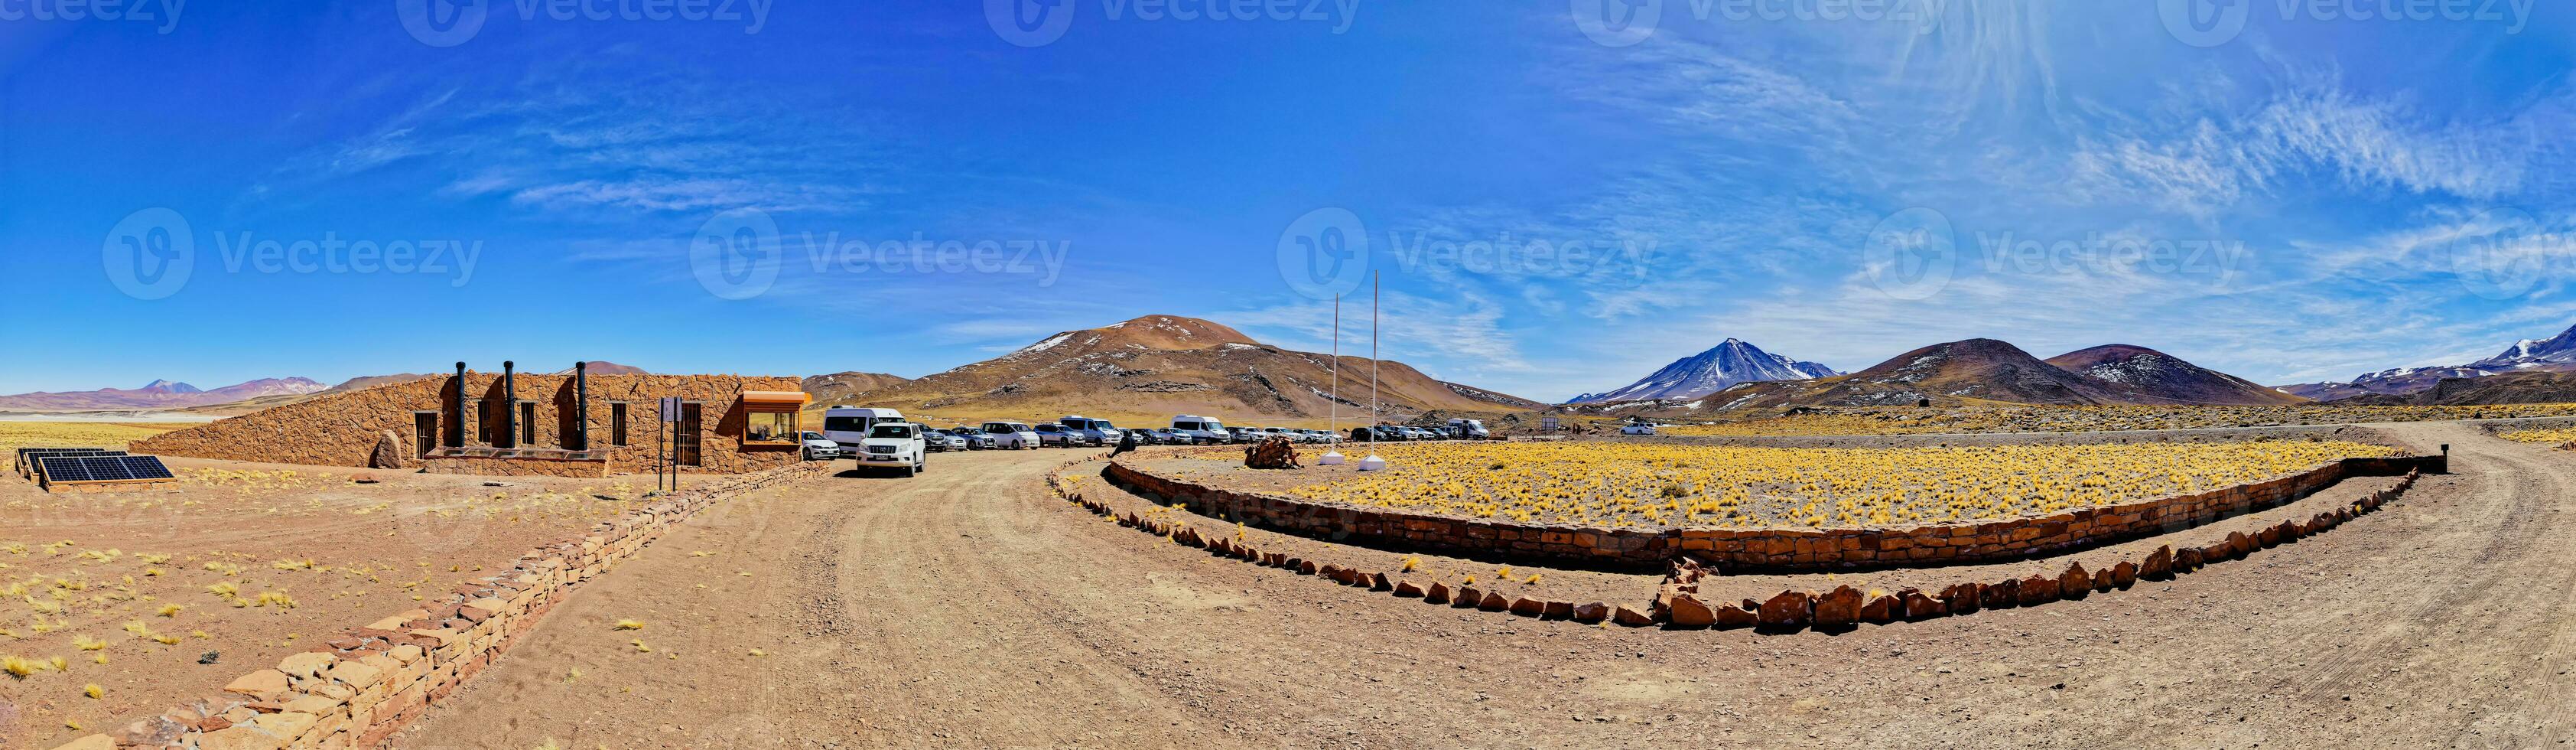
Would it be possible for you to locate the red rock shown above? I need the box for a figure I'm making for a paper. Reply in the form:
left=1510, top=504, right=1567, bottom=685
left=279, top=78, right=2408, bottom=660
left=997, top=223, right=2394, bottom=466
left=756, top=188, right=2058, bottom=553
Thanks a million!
left=1899, top=588, right=1944, bottom=620
left=1813, top=586, right=1862, bottom=628
left=1543, top=601, right=1575, bottom=619
left=2274, top=520, right=2301, bottom=543
left=1612, top=605, right=1657, bottom=627
left=2018, top=574, right=2058, bottom=606
left=1478, top=592, right=1510, bottom=611
left=1981, top=578, right=2019, bottom=609
left=1572, top=602, right=1610, bottom=624
left=2257, top=526, right=2282, bottom=547
left=1453, top=586, right=1482, bottom=608
left=1758, top=590, right=1812, bottom=629
left=2142, top=546, right=2174, bottom=580
left=1296, top=559, right=1319, bottom=576
left=2226, top=531, right=2254, bottom=558
left=1424, top=582, right=1452, bottom=604
left=1394, top=580, right=1426, bottom=598
left=1508, top=597, right=1547, bottom=617
left=2059, top=563, right=2090, bottom=601
left=2174, top=547, right=2202, bottom=572
left=1941, top=583, right=1981, bottom=615
left=2109, top=561, right=2138, bottom=588
left=1370, top=572, right=1394, bottom=591
left=1713, top=601, right=1758, bottom=628
left=1667, top=593, right=1717, bottom=628
left=1859, top=594, right=1897, bottom=624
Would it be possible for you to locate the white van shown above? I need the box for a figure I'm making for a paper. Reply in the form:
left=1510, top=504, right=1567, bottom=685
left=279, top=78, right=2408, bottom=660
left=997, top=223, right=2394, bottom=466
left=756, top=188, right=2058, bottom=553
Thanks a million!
left=981, top=420, right=1041, bottom=450
left=1448, top=418, right=1490, bottom=439
left=1169, top=414, right=1231, bottom=445
left=824, top=407, right=906, bottom=454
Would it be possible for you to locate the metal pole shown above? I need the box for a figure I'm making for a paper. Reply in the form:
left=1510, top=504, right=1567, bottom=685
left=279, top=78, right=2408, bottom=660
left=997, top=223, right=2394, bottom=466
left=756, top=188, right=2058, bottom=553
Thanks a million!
left=574, top=361, right=589, bottom=451
left=1329, top=295, right=1338, bottom=437
left=501, top=360, right=518, bottom=449
left=1370, top=272, right=1379, bottom=428
left=450, top=362, right=467, bottom=448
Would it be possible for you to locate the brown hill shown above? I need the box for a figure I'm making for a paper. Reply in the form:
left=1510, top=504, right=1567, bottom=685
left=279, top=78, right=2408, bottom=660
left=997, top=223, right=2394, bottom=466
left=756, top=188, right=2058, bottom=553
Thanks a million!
left=2045, top=345, right=2304, bottom=406
left=803, top=372, right=914, bottom=406
left=841, top=315, right=1545, bottom=426
left=1709, top=339, right=2122, bottom=410
left=0, top=377, right=327, bottom=412
left=2345, top=370, right=2576, bottom=406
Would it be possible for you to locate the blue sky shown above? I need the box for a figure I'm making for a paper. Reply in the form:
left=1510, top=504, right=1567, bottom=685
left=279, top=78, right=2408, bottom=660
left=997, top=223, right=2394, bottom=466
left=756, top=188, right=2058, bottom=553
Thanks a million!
left=3, top=1, right=2574, bottom=402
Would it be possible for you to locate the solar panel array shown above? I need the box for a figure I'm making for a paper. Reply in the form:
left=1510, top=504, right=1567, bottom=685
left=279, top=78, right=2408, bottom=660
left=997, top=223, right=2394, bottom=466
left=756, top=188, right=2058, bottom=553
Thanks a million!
left=16, top=447, right=117, bottom=477
left=37, top=454, right=173, bottom=485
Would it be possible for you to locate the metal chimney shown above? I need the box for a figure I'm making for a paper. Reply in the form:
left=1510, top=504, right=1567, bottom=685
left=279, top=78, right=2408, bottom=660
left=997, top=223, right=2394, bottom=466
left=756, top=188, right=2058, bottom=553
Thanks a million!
left=574, top=361, right=590, bottom=451
left=502, top=360, right=518, bottom=448
left=451, top=361, right=467, bottom=448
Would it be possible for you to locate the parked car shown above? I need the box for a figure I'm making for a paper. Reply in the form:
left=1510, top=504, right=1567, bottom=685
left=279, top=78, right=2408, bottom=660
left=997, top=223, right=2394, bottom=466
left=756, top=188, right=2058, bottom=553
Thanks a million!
left=1035, top=422, right=1078, bottom=448
left=1059, top=416, right=1120, bottom=446
left=799, top=431, right=843, bottom=460
left=948, top=426, right=997, bottom=449
left=1170, top=415, right=1231, bottom=445
left=981, top=421, right=1041, bottom=450
left=1448, top=418, right=1491, bottom=439
left=1621, top=423, right=1659, bottom=435
left=922, top=428, right=968, bottom=452
left=822, top=406, right=906, bottom=455
left=1147, top=427, right=1189, bottom=445
left=1230, top=426, right=1264, bottom=444
left=857, top=422, right=928, bottom=477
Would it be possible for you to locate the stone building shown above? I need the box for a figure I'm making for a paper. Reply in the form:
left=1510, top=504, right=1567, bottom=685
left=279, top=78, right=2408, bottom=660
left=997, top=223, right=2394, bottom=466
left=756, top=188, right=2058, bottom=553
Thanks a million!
left=135, top=362, right=812, bottom=477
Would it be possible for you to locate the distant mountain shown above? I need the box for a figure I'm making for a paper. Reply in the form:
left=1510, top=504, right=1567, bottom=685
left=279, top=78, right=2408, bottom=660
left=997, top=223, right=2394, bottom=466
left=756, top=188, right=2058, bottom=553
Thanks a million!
left=844, top=315, right=1546, bottom=424
left=185, top=373, right=441, bottom=416
left=2276, top=322, right=2576, bottom=400
left=2344, top=370, right=2576, bottom=406
left=0, top=377, right=327, bottom=412
left=1568, top=338, right=1838, bottom=404
left=2045, top=345, right=2304, bottom=406
left=803, top=372, right=914, bottom=406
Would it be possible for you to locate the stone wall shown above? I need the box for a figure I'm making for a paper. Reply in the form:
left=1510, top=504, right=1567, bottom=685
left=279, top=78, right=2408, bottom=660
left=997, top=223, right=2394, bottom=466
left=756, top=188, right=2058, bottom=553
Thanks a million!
left=46, top=459, right=834, bottom=750
left=132, top=372, right=806, bottom=476
left=1101, top=454, right=2444, bottom=571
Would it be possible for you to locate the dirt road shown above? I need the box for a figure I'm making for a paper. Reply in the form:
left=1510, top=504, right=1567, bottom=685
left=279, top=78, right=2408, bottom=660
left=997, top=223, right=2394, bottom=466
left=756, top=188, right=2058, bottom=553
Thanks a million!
left=394, top=422, right=2574, bottom=748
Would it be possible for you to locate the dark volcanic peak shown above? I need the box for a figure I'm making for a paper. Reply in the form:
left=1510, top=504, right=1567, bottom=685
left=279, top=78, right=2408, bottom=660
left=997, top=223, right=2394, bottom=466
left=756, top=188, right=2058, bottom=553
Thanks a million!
left=1569, top=338, right=1839, bottom=404
left=2045, top=344, right=2303, bottom=406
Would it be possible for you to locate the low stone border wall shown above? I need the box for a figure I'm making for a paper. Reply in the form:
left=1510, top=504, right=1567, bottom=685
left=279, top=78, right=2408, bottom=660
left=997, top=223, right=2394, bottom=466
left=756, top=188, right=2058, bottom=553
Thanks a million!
left=1058, top=456, right=2421, bottom=634
left=1102, top=455, right=2441, bottom=572
left=47, top=460, right=836, bottom=750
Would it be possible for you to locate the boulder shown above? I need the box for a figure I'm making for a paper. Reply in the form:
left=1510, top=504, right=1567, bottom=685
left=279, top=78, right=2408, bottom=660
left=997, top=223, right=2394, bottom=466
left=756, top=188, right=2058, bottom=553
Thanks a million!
left=1667, top=593, right=1717, bottom=628
left=2174, top=547, right=2202, bottom=572
left=1813, top=586, right=1862, bottom=629
left=1941, top=583, right=1981, bottom=615
left=1424, top=582, right=1452, bottom=604
left=1453, top=586, right=1482, bottom=608
left=1859, top=594, right=1897, bottom=624
left=1543, top=601, right=1576, bottom=619
left=1478, top=591, right=1510, bottom=611
left=1898, top=588, right=1944, bottom=620
left=2058, top=563, right=2090, bottom=601
left=1612, top=604, right=1657, bottom=627
left=1981, top=578, right=2019, bottom=609
left=2017, top=574, right=2058, bottom=606
left=1572, top=602, right=1611, bottom=624
left=1508, top=597, right=1547, bottom=617
left=1394, top=581, right=1426, bottom=598
left=2142, top=546, right=2174, bottom=580
left=1714, top=602, right=1759, bottom=628
left=1243, top=436, right=1302, bottom=469
left=1758, top=590, right=1813, bottom=630
left=368, top=430, right=406, bottom=470
left=2109, top=561, right=2138, bottom=589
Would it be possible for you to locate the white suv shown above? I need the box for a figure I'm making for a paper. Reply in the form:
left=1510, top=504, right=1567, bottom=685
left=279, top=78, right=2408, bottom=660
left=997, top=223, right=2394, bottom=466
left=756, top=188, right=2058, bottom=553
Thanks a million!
left=858, top=422, right=928, bottom=477
left=799, top=431, right=843, bottom=460
left=981, top=421, right=1040, bottom=450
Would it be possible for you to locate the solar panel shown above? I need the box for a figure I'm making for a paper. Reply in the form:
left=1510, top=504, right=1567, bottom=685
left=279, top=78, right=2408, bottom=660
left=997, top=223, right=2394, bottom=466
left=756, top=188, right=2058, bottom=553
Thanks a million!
left=17, top=448, right=120, bottom=478
left=37, top=455, right=171, bottom=485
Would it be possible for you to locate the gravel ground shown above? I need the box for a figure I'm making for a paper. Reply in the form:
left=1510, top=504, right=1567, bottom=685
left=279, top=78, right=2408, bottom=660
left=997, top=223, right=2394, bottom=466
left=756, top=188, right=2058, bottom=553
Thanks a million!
left=386, top=422, right=2576, bottom=748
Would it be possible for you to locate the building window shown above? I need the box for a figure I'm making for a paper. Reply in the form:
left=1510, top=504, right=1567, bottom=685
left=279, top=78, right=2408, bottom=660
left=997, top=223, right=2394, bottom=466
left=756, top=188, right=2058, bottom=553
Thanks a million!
left=611, top=403, right=629, bottom=446
left=474, top=402, right=489, bottom=445
left=520, top=402, right=537, bottom=445
left=744, top=408, right=798, bottom=446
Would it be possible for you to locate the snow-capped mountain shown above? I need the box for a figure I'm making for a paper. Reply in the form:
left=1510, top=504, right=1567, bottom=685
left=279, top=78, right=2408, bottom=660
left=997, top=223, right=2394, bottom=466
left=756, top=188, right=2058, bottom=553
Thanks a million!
left=2277, top=322, right=2576, bottom=400
left=1569, top=338, right=1839, bottom=404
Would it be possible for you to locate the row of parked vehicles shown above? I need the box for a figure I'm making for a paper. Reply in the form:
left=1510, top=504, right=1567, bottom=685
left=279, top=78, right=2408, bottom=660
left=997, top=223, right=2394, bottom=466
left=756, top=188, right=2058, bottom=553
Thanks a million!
left=803, top=407, right=1498, bottom=477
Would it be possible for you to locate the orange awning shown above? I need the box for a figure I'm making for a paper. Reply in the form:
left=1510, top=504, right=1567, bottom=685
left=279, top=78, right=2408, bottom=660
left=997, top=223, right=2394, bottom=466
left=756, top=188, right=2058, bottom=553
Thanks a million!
left=742, top=390, right=812, bottom=406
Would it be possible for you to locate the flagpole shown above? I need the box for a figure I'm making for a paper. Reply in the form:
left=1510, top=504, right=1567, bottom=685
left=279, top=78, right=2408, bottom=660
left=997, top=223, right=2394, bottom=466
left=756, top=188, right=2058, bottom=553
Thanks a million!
left=1361, top=271, right=1384, bottom=471
left=1322, top=294, right=1346, bottom=465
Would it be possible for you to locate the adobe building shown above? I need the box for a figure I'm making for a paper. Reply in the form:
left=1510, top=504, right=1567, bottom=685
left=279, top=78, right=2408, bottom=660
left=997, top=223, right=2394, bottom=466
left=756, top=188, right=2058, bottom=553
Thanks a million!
left=135, top=362, right=813, bottom=478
